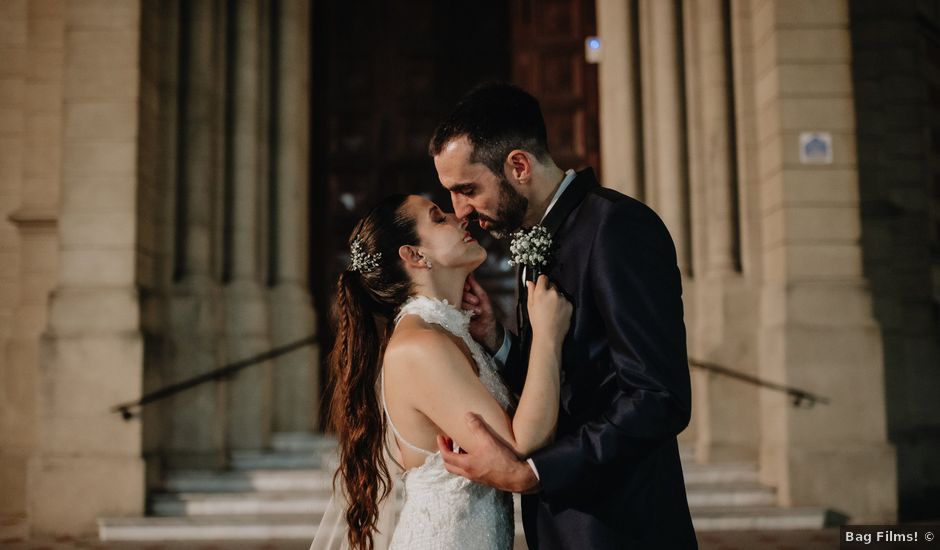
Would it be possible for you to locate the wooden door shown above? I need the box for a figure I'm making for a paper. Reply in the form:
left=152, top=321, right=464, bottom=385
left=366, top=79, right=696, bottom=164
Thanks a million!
left=309, top=1, right=513, bottom=427
left=511, top=0, right=600, bottom=172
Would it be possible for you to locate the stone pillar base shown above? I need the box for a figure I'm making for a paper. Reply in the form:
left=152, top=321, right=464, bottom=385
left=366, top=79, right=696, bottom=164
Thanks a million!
left=786, top=443, right=896, bottom=523
left=224, top=280, right=272, bottom=451
left=27, top=455, right=144, bottom=537
left=269, top=283, right=318, bottom=432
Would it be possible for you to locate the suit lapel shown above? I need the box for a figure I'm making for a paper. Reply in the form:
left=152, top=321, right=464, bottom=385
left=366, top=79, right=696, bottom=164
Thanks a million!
left=515, top=168, right=597, bottom=362
left=541, top=168, right=598, bottom=238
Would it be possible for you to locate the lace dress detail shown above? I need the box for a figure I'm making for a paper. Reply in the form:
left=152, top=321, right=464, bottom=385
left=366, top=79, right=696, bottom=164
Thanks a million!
left=382, top=295, right=514, bottom=550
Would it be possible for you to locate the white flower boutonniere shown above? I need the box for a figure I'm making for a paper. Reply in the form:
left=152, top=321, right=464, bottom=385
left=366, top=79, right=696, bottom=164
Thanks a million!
left=508, top=225, right=554, bottom=277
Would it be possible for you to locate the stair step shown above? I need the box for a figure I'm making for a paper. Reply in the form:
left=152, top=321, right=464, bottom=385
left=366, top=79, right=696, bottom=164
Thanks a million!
left=165, top=469, right=334, bottom=493
left=100, top=437, right=842, bottom=541
left=231, top=450, right=327, bottom=470
left=150, top=490, right=523, bottom=519
left=150, top=492, right=332, bottom=516
left=270, top=432, right=337, bottom=453
left=99, top=515, right=321, bottom=541
left=690, top=506, right=844, bottom=531
left=100, top=514, right=525, bottom=541
left=101, top=505, right=838, bottom=541
left=685, top=482, right=776, bottom=507
left=682, top=462, right=759, bottom=484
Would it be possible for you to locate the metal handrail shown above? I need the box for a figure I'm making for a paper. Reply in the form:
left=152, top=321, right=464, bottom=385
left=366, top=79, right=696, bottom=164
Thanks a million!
left=111, top=335, right=318, bottom=420
left=689, top=358, right=829, bottom=407
left=111, top=336, right=828, bottom=420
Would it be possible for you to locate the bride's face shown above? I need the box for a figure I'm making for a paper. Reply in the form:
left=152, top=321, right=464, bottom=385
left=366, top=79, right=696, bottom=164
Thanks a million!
left=404, top=195, right=487, bottom=270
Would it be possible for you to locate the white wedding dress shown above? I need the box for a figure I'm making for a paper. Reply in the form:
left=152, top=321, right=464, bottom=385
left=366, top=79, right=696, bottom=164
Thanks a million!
left=310, top=295, right=514, bottom=550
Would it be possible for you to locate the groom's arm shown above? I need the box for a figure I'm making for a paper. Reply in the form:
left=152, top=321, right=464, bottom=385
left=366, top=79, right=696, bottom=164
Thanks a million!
left=528, top=199, right=692, bottom=501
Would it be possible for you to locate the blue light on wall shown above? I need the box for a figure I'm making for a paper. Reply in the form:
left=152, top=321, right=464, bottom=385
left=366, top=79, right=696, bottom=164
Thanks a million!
left=585, top=36, right=602, bottom=64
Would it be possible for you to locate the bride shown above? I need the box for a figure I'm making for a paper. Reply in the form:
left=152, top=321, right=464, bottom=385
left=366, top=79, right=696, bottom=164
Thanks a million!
left=312, top=194, right=571, bottom=550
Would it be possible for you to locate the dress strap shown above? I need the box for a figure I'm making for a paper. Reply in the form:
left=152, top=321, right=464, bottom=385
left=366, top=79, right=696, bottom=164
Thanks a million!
left=381, top=369, right=435, bottom=456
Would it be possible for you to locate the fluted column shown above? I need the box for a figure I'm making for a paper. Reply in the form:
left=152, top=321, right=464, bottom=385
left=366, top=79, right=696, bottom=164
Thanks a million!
left=269, top=0, right=319, bottom=432
left=166, top=0, right=226, bottom=468
left=224, top=0, right=273, bottom=450
left=683, top=0, right=758, bottom=463
left=597, top=0, right=642, bottom=198
left=694, top=0, right=738, bottom=274
left=639, top=0, right=691, bottom=274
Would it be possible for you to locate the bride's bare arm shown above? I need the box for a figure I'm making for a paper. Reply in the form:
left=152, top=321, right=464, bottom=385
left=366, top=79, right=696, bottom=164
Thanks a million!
left=385, top=276, right=571, bottom=457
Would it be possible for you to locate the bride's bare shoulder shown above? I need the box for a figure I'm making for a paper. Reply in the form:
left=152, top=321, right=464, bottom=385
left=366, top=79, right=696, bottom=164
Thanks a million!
left=384, top=317, right=467, bottom=376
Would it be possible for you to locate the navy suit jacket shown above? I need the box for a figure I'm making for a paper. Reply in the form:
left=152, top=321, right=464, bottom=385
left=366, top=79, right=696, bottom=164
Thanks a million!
left=503, top=169, right=697, bottom=549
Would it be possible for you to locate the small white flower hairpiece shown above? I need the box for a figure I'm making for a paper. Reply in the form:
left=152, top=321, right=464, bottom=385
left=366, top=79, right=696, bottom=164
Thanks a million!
left=348, top=235, right=382, bottom=273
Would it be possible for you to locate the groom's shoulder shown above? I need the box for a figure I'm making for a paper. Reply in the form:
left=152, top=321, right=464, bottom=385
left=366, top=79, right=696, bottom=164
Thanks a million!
left=583, top=183, right=665, bottom=228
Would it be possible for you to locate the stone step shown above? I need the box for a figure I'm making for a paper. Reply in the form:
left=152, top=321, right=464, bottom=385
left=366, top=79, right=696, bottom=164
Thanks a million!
left=230, top=449, right=739, bottom=475
left=685, top=482, right=776, bottom=508
left=98, top=515, right=321, bottom=541
left=164, top=469, right=334, bottom=493
left=154, top=481, right=770, bottom=518
left=690, top=506, right=844, bottom=531
left=270, top=432, right=337, bottom=453
left=152, top=490, right=524, bottom=518
left=100, top=504, right=836, bottom=541
left=230, top=450, right=327, bottom=470
left=99, top=514, right=526, bottom=541
left=103, top=438, right=836, bottom=542
left=150, top=491, right=333, bottom=516
left=682, top=461, right=760, bottom=484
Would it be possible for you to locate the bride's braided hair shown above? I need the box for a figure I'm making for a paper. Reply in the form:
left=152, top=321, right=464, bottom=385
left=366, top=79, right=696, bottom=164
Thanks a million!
left=325, top=194, right=418, bottom=550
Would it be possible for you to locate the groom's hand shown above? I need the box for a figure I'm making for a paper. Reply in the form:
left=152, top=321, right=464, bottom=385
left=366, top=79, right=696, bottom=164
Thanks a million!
left=437, top=412, right=539, bottom=494
left=462, top=274, right=503, bottom=354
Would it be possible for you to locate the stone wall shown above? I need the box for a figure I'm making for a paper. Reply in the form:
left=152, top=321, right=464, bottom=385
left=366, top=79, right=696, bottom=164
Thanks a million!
left=597, top=0, right=899, bottom=521
left=0, top=0, right=66, bottom=529
left=0, top=0, right=319, bottom=537
left=749, top=0, right=895, bottom=521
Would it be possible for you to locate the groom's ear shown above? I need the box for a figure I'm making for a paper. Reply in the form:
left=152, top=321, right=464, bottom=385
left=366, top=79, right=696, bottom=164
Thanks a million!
left=399, top=245, right=425, bottom=270
left=506, top=150, right=532, bottom=186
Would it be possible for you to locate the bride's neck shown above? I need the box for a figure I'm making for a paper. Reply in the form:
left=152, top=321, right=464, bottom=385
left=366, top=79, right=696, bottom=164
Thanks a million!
left=411, top=269, right=467, bottom=308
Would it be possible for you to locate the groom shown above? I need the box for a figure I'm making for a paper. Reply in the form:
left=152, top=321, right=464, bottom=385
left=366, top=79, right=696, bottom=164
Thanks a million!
left=429, top=83, right=697, bottom=549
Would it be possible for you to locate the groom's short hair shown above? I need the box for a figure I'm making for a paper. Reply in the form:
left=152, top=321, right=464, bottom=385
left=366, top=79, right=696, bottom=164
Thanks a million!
left=429, top=82, right=551, bottom=176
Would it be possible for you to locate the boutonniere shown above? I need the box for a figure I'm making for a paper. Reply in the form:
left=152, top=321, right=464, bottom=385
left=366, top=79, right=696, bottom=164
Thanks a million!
left=508, top=225, right=554, bottom=278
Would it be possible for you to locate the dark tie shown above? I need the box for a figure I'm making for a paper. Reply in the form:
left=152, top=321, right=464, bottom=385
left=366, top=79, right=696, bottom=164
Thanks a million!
left=516, top=266, right=533, bottom=363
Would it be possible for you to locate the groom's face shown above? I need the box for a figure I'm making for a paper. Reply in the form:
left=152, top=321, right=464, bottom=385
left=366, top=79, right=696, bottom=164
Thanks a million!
left=433, top=136, right=528, bottom=239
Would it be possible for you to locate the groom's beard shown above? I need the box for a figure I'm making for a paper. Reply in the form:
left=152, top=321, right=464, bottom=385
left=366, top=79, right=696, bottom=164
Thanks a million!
left=479, top=175, right=528, bottom=240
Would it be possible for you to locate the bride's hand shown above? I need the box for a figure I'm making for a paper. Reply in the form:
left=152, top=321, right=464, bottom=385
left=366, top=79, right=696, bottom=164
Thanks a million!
left=526, top=275, right=572, bottom=342
left=462, top=273, right=503, bottom=353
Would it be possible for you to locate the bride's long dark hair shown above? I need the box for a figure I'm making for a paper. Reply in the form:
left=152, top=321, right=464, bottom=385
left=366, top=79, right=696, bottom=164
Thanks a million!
left=324, top=194, right=419, bottom=550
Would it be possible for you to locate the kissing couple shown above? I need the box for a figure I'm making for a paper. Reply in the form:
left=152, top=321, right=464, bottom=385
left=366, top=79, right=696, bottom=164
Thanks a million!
left=310, top=83, right=698, bottom=550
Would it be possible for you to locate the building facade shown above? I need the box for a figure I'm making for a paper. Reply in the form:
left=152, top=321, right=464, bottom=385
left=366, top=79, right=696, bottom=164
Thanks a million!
left=1, top=0, right=938, bottom=538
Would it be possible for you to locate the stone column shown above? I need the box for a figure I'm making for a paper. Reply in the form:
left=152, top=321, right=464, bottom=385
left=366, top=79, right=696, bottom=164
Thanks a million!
left=27, top=1, right=145, bottom=535
left=269, top=0, right=319, bottom=432
left=166, top=0, right=226, bottom=469
left=224, top=0, right=273, bottom=450
left=750, top=0, right=895, bottom=521
left=596, top=0, right=642, bottom=198
left=0, top=0, right=64, bottom=525
left=683, top=0, right=759, bottom=462
left=638, top=0, right=690, bottom=274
